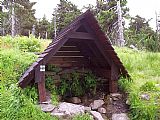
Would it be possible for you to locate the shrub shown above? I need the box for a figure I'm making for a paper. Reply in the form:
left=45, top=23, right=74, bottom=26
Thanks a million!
left=0, top=35, right=41, bottom=52
left=0, top=49, right=37, bottom=87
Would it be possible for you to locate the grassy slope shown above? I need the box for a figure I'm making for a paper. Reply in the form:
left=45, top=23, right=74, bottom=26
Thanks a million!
left=0, top=36, right=57, bottom=120
left=115, top=47, right=160, bottom=120
left=115, top=47, right=160, bottom=86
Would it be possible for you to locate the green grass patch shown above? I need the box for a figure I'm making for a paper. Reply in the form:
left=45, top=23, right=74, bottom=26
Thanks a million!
left=115, top=47, right=160, bottom=120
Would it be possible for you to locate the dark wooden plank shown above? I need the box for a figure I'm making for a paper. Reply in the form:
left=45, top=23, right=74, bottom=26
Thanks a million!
left=68, top=32, right=95, bottom=40
left=55, top=51, right=83, bottom=56
left=35, top=65, right=46, bottom=102
left=51, top=57, right=86, bottom=62
left=39, top=53, right=48, bottom=58
left=59, top=46, right=80, bottom=51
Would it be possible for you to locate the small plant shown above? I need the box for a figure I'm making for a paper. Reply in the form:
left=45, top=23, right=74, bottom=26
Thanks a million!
left=71, top=72, right=84, bottom=96
left=118, top=77, right=132, bottom=92
left=22, top=86, right=38, bottom=104
left=45, top=75, right=58, bottom=104
left=58, top=78, right=70, bottom=96
left=84, top=72, right=97, bottom=95
left=140, top=81, right=158, bottom=92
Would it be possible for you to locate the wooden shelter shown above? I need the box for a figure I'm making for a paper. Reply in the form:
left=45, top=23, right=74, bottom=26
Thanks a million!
left=18, top=10, right=129, bottom=102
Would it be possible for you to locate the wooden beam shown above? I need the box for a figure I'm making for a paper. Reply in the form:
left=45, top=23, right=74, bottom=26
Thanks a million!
left=50, top=57, right=86, bottom=62
left=59, top=46, right=80, bottom=51
left=109, top=63, right=120, bottom=93
left=35, top=65, right=46, bottom=103
left=68, top=32, right=95, bottom=40
left=55, top=51, right=83, bottom=56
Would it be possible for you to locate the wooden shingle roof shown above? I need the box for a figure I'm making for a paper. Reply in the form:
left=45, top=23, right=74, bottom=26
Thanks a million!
left=18, top=10, right=129, bottom=88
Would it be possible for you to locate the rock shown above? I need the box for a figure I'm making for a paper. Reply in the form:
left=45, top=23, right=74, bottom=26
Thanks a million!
left=39, top=103, right=55, bottom=112
left=90, top=100, right=105, bottom=110
left=110, top=93, right=122, bottom=101
left=51, top=112, right=69, bottom=119
left=130, top=45, right=138, bottom=51
left=140, top=94, right=150, bottom=100
left=90, top=111, right=104, bottom=120
left=81, top=96, right=88, bottom=104
left=112, top=97, right=119, bottom=101
left=98, top=107, right=107, bottom=114
left=84, top=107, right=91, bottom=112
left=70, top=97, right=81, bottom=104
left=112, top=113, right=129, bottom=120
left=126, top=99, right=130, bottom=105
left=58, top=102, right=85, bottom=115
left=51, top=112, right=66, bottom=116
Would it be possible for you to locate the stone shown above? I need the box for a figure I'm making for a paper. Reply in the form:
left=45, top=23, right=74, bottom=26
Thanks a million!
left=51, top=112, right=69, bottom=119
left=98, top=107, right=107, bottom=114
left=39, top=103, right=55, bottom=112
left=110, top=93, right=122, bottom=101
left=90, top=111, right=104, bottom=120
left=58, top=102, right=85, bottom=115
left=90, top=100, right=105, bottom=110
left=130, top=45, right=138, bottom=51
left=112, top=113, right=129, bottom=120
left=70, top=97, right=81, bottom=104
left=126, top=99, right=130, bottom=105
left=140, top=94, right=150, bottom=100
left=84, top=107, right=92, bottom=112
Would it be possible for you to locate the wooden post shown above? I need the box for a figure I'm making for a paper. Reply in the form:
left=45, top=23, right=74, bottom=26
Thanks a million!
left=109, top=63, right=119, bottom=93
left=35, top=65, right=46, bottom=103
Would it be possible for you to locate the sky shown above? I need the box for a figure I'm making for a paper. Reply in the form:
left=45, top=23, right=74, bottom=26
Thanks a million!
left=30, top=0, right=160, bottom=30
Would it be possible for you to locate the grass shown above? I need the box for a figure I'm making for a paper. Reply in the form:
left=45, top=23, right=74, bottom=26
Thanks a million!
left=115, top=47, right=160, bottom=120
left=0, top=36, right=57, bottom=120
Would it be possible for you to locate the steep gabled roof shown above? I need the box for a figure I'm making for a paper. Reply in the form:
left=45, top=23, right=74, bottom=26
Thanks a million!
left=19, top=10, right=129, bottom=88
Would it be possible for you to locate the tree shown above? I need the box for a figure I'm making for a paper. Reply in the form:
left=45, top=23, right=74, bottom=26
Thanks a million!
left=96, top=0, right=129, bottom=45
left=36, top=15, right=50, bottom=39
left=52, top=0, right=81, bottom=34
left=1, top=0, right=36, bottom=36
left=15, top=0, right=36, bottom=36
left=125, top=15, right=160, bottom=51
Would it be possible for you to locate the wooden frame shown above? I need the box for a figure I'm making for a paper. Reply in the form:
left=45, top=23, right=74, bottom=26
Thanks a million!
left=19, top=10, right=129, bottom=102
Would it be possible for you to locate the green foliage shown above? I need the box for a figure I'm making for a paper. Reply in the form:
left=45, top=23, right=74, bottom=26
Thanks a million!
left=84, top=72, right=97, bottom=94
left=22, top=86, right=38, bottom=104
left=128, top=90, right=159, bottom=120
left=118, top=77, right=132, bottom=92
left=0, top=36, right=57, bottom=120
left=45, top=75, right=58, bottom=105
left=0, top=48, right=37, bottom=87
left=58, top=72, right=97, bottom=97
left=71, top=72, right=84, bottom=96
left=0, top=84, right=56, bottom=120
left=115, top=47, right=160, bottom=120
left=72, top=113, right=92, bottom=120
left=2, top=0, right=36, bottom=36
left=52, top=0, right=81, bottom=32
left=1, top=35, right=41, bottom=52
left=58, top=78, right=70, bottom=96
left=125, top=15, right=160, bottom=52
left=96, top=0, right=129, bottom=45
left=140, top=81, right=158, bottom=92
